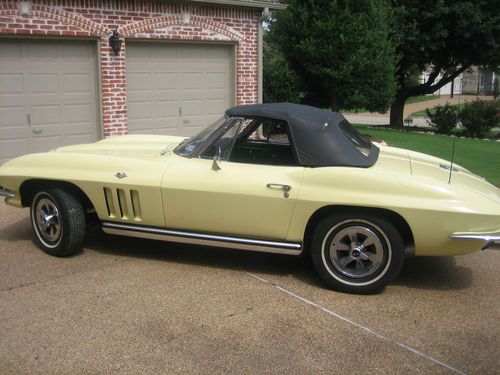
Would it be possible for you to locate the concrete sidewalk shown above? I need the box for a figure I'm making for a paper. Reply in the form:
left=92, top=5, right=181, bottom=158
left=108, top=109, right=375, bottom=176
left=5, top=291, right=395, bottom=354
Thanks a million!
left=343, top=95, right=495, bottom=126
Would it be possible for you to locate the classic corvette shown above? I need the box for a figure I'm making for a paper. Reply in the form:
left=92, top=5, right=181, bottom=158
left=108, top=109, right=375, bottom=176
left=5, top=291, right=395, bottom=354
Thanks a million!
left=1, top=103, right=499, bottom=293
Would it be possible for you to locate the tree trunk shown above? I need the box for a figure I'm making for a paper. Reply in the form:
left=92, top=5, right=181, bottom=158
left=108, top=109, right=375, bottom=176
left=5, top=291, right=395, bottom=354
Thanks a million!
left=389, top=94, right=407, bottom=128
left=331, top=91, right=340, bottom=112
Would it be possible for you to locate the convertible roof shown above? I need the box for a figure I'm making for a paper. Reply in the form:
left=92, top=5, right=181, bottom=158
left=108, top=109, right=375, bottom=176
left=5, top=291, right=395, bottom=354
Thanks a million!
left=226, top=103, right=379, bottom=167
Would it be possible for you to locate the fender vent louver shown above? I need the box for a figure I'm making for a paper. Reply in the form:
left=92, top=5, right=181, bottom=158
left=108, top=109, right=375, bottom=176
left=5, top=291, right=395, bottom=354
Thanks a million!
left=103, top=187, right=142, bottom=221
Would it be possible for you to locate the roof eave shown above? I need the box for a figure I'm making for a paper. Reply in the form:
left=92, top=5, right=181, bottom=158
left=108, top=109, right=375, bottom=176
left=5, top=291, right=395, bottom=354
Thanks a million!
left=189, top=0, right=287, bottom=10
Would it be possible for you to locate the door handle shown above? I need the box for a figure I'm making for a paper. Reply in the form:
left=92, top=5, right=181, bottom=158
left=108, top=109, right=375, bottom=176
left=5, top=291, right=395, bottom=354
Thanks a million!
left=266, top=183, right=291, bottom=192
left=32, top=129, right=43, bottom=134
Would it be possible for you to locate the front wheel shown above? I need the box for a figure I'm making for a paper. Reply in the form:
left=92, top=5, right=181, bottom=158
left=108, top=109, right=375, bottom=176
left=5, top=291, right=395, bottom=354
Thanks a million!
left=30, top=188, right=86, bottom=257
left=311, top=214, right=404, bottom=294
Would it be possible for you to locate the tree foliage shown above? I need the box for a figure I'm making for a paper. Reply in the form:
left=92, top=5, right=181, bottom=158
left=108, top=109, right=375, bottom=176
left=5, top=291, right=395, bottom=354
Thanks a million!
left=263, top=39, right=302, bottom=103
left=267, top=0, right=397, bottom=112
left=389, top=0, right=500, bottom=127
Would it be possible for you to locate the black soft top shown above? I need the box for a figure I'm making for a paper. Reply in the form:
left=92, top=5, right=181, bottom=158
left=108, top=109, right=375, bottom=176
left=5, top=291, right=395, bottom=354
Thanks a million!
left=226, top=103, right=379, bottom=167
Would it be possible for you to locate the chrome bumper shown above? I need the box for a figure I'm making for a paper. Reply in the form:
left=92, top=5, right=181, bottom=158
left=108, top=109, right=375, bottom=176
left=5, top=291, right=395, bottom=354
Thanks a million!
left=450, top=233, right=500, bottom=251
left=0, top=187, right=15, bottom=198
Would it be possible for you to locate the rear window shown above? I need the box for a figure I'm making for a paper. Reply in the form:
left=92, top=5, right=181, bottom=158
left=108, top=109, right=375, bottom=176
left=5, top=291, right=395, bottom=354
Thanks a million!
left=339, top=121, right=372, bottom=156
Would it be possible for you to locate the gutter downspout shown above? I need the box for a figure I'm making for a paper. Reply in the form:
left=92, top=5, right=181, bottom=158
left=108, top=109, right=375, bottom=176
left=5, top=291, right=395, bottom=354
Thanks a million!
left=257, top=7, right=270, bottom=103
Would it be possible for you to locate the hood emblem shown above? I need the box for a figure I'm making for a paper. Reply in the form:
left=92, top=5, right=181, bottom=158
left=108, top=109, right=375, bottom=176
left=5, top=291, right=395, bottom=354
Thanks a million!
left=115, top=172, right=128, bottom=179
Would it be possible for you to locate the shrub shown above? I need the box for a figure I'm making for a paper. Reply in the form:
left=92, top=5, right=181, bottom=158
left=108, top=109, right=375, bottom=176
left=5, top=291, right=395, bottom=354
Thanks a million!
left=459, top=100, right=500, bottom=138
left=426, top=104, right=458, bottom=134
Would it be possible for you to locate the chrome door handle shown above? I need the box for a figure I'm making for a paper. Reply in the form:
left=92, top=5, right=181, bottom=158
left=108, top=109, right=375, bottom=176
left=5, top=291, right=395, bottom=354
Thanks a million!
left=266, top=183, right=291, bottom=192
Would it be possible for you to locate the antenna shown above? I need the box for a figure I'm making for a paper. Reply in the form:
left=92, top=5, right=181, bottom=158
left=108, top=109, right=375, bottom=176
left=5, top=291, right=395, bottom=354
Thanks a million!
left=448, top=137, right=457, bottom=184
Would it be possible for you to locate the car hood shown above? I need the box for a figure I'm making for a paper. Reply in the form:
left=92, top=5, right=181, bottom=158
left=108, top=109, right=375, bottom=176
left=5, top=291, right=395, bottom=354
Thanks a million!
left=376, top=144, right=500, bottom=203
left=52, top=134, right=186, bottom=159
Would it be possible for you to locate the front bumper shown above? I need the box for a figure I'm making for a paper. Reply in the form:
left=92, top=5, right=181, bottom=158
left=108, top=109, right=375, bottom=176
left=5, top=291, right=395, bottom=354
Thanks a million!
left=450, top=232, right=500, bottom=251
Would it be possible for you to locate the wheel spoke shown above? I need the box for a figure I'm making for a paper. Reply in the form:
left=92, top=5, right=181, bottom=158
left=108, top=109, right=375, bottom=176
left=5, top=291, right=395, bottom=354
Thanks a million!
left=339, top=255, right=354, bottom=268
left=327, top=224, right=386, bottom=279
left=355, top=259, right=365, bottom=273
left=362, top=237, right=375, bottom=248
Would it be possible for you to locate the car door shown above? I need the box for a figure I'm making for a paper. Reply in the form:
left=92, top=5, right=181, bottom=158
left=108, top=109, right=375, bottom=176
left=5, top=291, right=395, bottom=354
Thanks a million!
left=161, top=118, right=305, bottom=240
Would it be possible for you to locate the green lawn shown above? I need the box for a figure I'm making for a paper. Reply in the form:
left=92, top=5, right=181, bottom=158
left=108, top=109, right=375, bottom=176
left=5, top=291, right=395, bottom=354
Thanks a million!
left=353, top=125, right=500, bottom=185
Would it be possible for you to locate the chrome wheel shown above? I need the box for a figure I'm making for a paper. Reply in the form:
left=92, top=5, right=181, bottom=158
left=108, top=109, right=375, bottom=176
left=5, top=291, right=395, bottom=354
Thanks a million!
left=312, top=215, right=405, bottom=294
left=32, top=193, right=63, bottom=248
left=328, top=225, right=385, bottom=279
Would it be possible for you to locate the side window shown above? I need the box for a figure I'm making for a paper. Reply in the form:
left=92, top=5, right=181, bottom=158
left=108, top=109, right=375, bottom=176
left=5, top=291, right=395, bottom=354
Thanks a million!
left=246, top=119, right=290, bottom=145
left=231, top=118, right=297, bottom=166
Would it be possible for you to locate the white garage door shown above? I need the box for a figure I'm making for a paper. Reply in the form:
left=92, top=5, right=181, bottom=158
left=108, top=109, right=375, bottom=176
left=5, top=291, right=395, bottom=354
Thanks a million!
left=0, top=39, right=99, bottom=164
left=126, top=42, right=233, bottom=136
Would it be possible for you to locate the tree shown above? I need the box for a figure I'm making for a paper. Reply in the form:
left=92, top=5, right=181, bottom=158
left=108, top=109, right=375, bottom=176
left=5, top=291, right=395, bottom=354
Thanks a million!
left=389, top=0, right=500, bottom=127
left=268, top=0, right=397, bottom=112
left=263, top=39, right=303, bottom=103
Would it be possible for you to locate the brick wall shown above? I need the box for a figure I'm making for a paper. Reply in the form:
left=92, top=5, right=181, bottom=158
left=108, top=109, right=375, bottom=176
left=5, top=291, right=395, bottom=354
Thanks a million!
left=0, top=0, right=260, bottom=136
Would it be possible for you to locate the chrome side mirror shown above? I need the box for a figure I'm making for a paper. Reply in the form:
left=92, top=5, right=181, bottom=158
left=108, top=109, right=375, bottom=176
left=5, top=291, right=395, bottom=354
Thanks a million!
left=212, top=146, right=222, bottom=171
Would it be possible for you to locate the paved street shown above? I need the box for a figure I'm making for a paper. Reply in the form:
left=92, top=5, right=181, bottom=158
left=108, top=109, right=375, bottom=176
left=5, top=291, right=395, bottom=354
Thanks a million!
left=1, top=202, right=499, bottom=374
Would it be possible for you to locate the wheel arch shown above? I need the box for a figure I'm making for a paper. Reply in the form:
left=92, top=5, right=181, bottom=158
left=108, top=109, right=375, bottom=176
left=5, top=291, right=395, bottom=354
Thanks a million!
left=302, top=205, right=414, bottom=255
left=20, top=179, right=95, bottom=212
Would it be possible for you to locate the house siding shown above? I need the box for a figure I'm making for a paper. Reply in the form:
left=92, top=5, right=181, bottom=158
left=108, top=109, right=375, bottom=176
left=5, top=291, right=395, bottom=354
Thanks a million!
left=0, top=0, right=260, bottom=136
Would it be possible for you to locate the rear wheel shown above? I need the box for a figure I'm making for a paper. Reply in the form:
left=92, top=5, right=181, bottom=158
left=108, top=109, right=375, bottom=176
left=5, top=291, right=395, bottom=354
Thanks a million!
left=311, top=214, right=404, bottom=294
left=30, top=188, right=86, bottom=256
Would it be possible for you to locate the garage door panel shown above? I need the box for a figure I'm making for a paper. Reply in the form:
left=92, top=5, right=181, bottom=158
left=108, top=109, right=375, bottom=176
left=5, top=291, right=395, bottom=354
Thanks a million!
left=31, top=135, right=63, bottom=153
left=0, top=106, right=26, bottom=127
left=127, top=72, right=153, bottom=92
left=31, top=104, right=61, bottom=126
left=26, top=43, right=58, bottom=60
left=0, top=74, right=24, bottom=94
left=128, top=101, right=153, bottom=120
left=155, top=100, right=179, bottom=118
left=29, top=74, right=59, bottom=95
left=179, top=46, right=203, bottom=60
left=63, top=103, right=96, bottom=124
left=63, top=73, right=94, bottom=94
left=0, top=39, right=99, bottom=163
left=0, top=138, right=29, bottom=164
left=127, top=42, right=232, bottom=135
left=156, top=73, right=179, bottom=91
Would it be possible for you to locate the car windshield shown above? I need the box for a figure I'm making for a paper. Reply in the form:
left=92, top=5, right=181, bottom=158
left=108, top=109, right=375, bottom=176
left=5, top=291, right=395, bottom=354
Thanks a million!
left=174, top=117, right=227, bottom=157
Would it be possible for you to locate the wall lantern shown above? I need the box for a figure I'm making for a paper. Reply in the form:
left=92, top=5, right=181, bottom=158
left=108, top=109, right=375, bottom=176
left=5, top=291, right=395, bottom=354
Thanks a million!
left=108, top=30, right=122, bottom=56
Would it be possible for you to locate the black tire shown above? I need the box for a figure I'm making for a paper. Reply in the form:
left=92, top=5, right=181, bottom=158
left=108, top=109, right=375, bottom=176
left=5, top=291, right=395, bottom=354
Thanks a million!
left=311, top=214, right=404, bottom=294
left=30, top=188, right=86, bottom=257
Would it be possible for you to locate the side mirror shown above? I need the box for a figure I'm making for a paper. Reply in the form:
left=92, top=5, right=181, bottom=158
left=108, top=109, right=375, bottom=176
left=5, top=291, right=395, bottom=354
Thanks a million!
left=212, top=146, right=222, bottom=171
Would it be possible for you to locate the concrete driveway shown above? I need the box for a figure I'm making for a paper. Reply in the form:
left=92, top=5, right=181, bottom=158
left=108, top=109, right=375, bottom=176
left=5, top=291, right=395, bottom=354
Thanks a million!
left=1, top=202, right=499, bottom=374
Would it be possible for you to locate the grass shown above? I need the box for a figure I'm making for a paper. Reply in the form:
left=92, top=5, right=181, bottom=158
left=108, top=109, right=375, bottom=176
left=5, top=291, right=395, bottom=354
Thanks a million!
left=353, top=124, right=500, bottom=185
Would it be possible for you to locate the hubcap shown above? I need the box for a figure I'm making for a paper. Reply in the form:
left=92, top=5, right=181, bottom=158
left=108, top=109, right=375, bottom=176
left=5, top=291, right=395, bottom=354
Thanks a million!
left=35, top=198, right=61, bottom=243
left=329, top=226, right=384, bottom=278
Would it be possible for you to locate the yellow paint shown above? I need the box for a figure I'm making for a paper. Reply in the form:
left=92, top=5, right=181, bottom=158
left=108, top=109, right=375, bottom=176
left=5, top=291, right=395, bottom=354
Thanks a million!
left=0, top=135, right=499, bottom=257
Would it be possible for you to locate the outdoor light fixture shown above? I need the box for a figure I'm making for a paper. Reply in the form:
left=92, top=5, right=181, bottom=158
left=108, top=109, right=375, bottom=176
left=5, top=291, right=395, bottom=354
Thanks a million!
left=182, top=12, right=191, bottom=25
left=108, top=30, right=122, bottom=56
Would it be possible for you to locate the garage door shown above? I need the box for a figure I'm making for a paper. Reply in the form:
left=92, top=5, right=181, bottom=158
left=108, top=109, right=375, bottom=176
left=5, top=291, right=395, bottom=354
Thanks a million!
left=0, top=39, right=99, bottom=164
left=126, top=42, right=233, bottom=136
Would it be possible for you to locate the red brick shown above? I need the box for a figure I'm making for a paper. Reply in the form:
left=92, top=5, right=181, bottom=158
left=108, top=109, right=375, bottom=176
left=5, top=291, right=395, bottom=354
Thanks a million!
left=2, top=0, right=259, bottom=136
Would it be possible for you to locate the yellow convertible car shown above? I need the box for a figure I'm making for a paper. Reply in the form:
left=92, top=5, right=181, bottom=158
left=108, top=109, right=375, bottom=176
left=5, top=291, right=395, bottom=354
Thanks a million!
left=1, top=103, right=499, bottom=293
